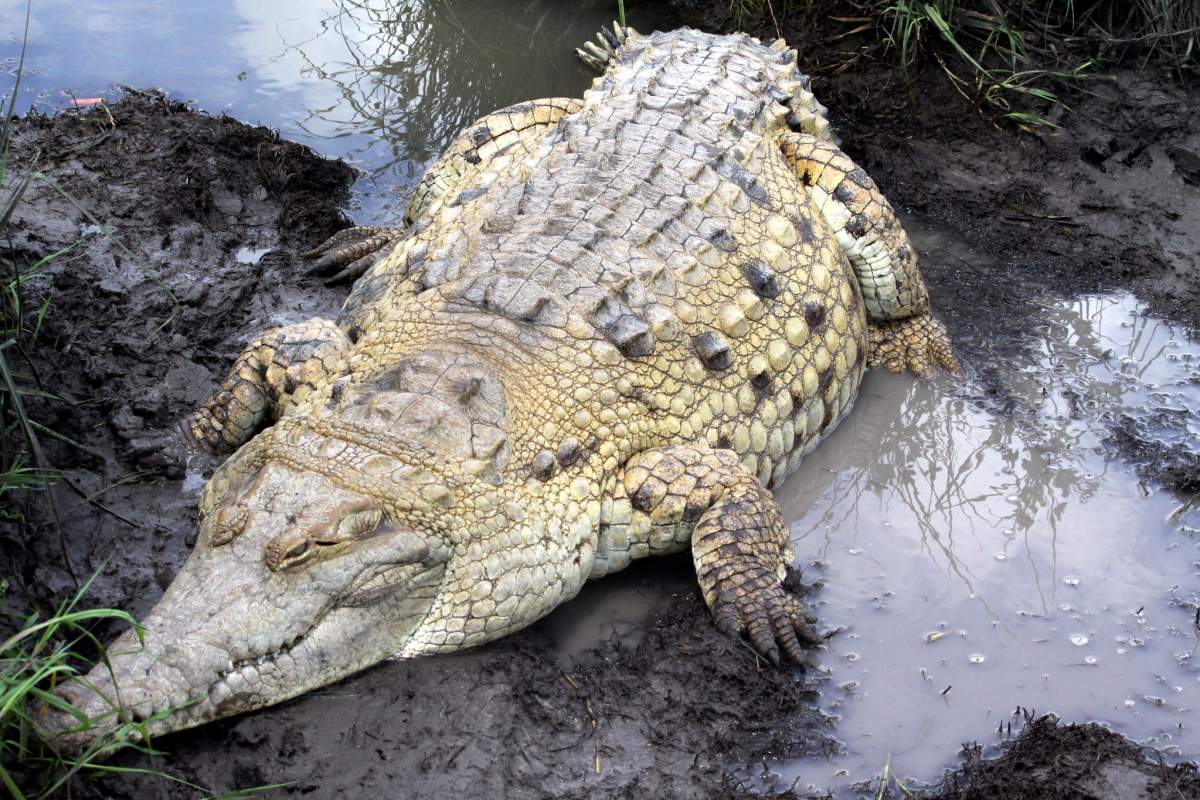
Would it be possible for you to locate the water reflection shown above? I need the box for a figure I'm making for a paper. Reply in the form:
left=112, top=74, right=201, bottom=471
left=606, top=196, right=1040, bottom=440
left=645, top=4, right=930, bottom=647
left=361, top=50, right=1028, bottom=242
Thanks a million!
left=280, top=1, right=632, bottom=193
left=771, top=292, right=1200, bottom=795
left=2, top=0, right=670, bottom=219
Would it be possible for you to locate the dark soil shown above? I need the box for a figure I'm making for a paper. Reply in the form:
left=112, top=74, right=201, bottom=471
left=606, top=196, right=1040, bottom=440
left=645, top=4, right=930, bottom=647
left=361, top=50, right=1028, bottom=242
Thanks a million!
left=929, top=716, right=1200, bottom=800
left=2, top=2, right=1199, bottom=794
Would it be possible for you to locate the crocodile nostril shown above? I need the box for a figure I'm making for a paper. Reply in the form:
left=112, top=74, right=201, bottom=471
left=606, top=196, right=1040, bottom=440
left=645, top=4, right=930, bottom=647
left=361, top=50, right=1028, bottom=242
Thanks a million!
left=211, top=504, right=249, bottom=546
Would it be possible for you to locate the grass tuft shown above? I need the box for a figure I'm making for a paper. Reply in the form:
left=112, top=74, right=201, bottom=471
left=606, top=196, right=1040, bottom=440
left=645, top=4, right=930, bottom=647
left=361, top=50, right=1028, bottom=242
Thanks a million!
left=720, top=0, right=1195, bottom=129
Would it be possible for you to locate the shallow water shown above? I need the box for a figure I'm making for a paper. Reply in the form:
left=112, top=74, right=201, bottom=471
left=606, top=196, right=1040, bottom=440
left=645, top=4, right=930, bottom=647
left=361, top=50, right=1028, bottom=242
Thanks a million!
left=1, top=0, right=670, bottom=220
left=771, top=289, right=1200, bottom=793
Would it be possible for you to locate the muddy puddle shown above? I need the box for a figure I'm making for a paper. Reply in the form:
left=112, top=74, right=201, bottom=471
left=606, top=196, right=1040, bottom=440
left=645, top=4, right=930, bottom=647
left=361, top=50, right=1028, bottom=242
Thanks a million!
left=767, top=288, right=1200, bottom=791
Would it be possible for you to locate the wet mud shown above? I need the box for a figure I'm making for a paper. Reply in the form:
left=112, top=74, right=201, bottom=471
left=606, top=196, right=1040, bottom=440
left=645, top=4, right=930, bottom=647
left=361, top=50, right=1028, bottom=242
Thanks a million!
left=2, top=5, right=1200, bottom=796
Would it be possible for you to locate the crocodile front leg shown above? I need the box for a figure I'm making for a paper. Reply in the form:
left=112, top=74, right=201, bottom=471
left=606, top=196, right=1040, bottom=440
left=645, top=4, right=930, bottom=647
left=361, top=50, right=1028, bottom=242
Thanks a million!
left=188, top=319, right=350, bottom=454
left=610, top=446, right=818, bottom=664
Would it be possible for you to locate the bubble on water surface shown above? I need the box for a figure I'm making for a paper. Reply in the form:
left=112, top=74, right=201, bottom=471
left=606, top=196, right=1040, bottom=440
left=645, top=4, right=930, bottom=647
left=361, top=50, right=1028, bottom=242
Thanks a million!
left=1070, top=633, right=1089, bottom=647
left=1063, top=575, right=1082, bottom=587
left=968, top=653, right=986, bottom=664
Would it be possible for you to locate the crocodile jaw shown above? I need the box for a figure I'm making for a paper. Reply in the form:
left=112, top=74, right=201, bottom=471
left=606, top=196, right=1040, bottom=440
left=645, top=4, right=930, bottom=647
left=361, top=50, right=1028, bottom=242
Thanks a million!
left=37, top=492, right=444, bottom=751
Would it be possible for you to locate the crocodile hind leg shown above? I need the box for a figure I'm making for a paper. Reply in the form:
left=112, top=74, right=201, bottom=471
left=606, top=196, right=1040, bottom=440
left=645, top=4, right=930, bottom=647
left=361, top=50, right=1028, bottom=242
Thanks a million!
left=601, top=446, right=818, bottom=664
left=304, top=97, right=583, bottom=284
left=188, top=319, right=350, bottom=454
left=779, top=132, right=963, bottom=378
left=304, top=226, right=406, bottom=284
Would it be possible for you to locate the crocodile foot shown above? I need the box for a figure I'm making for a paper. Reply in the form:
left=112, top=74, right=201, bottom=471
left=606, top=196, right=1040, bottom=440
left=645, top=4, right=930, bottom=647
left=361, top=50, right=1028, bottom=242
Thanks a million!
left=868, top=311, right=963, bottom=380
left=575, top=22, right=635, bottom=72
left=304, top=225, right=404, bottom=284
left=708, top=561, right=821, bottom=665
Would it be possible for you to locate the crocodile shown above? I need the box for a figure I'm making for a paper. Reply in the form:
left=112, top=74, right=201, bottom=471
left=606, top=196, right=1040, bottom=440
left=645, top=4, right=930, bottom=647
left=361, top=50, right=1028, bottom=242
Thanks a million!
left=42, top=25, right=959, bottom=747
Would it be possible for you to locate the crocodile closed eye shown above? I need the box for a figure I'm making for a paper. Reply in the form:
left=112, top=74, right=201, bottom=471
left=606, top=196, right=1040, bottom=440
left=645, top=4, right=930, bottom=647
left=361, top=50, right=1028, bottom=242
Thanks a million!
left=327, top=508, right=384, bottom=543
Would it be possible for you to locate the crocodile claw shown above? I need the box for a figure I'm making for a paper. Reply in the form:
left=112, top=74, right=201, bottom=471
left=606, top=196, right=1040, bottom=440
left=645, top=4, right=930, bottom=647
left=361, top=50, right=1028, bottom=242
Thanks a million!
left=304, top=225, right=404, bottom=283
left=575, top=20, right=636, bottom=73
left=868, top=311, right=964, bottom=380
left=710, top=565, right=821, bottom=666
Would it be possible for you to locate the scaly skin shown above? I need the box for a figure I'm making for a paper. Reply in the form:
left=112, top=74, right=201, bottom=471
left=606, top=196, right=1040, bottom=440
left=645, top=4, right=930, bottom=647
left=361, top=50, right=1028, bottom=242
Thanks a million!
left=41, top=25, right=959, bottom=748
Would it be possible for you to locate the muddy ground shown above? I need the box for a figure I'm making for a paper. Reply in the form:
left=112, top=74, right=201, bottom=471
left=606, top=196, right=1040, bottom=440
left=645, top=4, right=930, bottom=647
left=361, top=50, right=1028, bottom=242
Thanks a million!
left=2, top=4, right=1200, bottom=797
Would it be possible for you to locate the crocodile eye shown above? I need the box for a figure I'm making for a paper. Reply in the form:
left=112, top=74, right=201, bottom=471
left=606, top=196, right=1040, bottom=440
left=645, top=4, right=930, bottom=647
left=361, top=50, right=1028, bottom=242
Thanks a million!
left=329, top=508, right=384, bottom=542
left=284, top=539, right=310, bottom=561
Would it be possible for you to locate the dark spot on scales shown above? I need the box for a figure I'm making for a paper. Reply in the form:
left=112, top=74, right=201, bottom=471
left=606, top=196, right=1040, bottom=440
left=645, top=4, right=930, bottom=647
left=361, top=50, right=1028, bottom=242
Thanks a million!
left=708, top=227, right=738, bottom=252
left=457, top=377, right=482, bottom=405
left=693, top=331, right=733, bottom=371
left=606, top=314, right=656, bottom=357
left=818, top=367, right=834, bottom=395
left=717, top=433, right=732, bottom=448
left=751, top=368, right=772, bottom=392
left=846, top=167, right=872, bottom=188
left=793, top=215, right=817, bottom=242
left=804, top=302, right=826, bottom=329
left=682, top=501, right=704, bottom=522
left=532, top=450, right=556, bottom=481
left=631, top=481, right=656, bottom=513
left=789, top=391, right=807, bottom=419
left=451, top=187, right=487, bottom=207
left=833, top=183, right=856, bottom=204
left=592, top=296, right=656, bottom=357
left=557, top=438, right=581, bottom=467
left=820, top=401, right=835, bottom=432
left=741, top=261, right=780, bottom=298
left=712, top=155, right=770, bottom=207
left=464, top=151, right=482, bottom=165
left=471, top=126, right=491, bottom=147
left=846, top=214, right=869, bottom=238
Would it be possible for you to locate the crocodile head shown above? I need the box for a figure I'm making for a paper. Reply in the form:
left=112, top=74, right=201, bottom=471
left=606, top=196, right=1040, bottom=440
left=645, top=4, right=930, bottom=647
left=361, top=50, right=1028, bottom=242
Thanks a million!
left=39, top=417, right=455, bottom=750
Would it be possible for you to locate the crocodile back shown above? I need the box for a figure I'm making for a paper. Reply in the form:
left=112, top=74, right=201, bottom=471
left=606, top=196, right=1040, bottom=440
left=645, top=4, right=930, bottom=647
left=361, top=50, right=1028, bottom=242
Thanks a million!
left=341, top=27, right=868, bottom=492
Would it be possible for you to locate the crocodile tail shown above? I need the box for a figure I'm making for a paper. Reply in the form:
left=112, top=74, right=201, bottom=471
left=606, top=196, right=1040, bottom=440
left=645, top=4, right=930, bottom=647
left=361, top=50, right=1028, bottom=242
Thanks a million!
left=575, top=21, right=638, bottom=73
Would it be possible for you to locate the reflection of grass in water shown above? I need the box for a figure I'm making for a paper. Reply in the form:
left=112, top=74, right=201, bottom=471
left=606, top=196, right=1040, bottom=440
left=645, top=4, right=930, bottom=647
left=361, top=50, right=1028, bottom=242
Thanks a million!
left=280, top=0, right=613, bottom=192
left=793, top=372, right=1096, bottom=617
